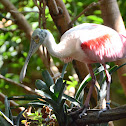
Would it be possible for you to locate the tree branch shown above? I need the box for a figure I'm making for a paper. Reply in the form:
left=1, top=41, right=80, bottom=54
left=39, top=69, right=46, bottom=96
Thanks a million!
left=69, top=105, right=126, bottom=125
left=70, top=2, right=100, bottom=26
left=0, top=74, right=36, bottom=95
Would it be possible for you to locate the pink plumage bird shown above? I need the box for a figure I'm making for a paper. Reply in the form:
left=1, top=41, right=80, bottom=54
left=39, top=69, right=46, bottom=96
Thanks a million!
left=20, top=23, right=126, bottom=115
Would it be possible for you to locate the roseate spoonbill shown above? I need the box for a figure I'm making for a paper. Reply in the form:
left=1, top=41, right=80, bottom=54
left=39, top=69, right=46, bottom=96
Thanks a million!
left=20, top=23, right=126, bottom=115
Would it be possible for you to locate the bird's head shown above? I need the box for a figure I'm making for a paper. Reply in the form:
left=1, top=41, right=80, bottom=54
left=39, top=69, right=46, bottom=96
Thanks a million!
left=31, top=28, right=47, bottom=53
left=19, top=28, right=47, bottom=82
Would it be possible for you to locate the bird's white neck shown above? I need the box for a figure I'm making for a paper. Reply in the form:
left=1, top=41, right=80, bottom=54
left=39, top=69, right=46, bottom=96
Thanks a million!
left=43, top=31, right=65, bottom=58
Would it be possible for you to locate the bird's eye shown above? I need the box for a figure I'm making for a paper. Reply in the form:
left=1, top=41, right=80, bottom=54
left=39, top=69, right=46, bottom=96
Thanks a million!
left=34, top=35, right=40, bottom=43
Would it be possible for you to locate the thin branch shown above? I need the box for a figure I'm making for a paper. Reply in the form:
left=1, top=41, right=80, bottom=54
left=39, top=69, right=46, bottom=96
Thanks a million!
left=69, top=105, right=126, bottom=125
left=10, top=10, right=39, bottom=14
left=0, top=74, right=36, bottom=95
left=39, top=0, right=42, bottom=28
left=69, top=2, right=100, bottom=26
left=33, top=0, right=42, bottom=11
left=51, top=0, right=59, bottom=15
left=41, top=0, right=47, bottom=29
left=41, top=0, right=51, bottom=69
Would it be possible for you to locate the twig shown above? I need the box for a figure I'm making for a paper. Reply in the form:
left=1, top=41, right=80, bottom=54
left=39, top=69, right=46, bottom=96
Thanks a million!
left=51, top=0, right=59, bottom=15
left=10, top=10, right=39, bottom=14
left=33, top=0, right=42, bottom=11
left=39, top=0, right=42, bottom=28
left=41, top=0, right=46, bottom=29
left=69, top=2, right=100, bottom=26
left=69, top=105, right=126, bottom=125
left=41, top=0, right=51, bottom=69
left=0, top=74, right=36, bottom=95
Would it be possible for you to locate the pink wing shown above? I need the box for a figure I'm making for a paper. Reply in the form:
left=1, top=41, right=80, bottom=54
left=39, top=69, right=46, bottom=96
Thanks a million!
left=81, top=32, right=124, bottom=63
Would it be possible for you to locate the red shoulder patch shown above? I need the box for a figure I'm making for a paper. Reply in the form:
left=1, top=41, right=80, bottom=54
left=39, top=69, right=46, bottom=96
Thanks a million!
left=81, top=34, right=110, bottom=50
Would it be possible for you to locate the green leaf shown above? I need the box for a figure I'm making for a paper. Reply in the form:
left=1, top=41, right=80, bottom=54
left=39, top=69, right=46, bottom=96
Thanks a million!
left=61, top=63, right=68, bottom=78
left=35, top=79, right=57, bottom=100
left=35, top=79, right=48, bottom=90
left=42, top=70, right=54, bottom=87
left=35, top=89, right=52, bottom=99
left=15, top=110, right=25, bottom=126
left=28, top=100, right=49, bottom=107
left=57, top=81, right=66, bottom=103
left=0, top=111, right=14, bottom=126
left=109, top=63, right=126, bottom=74
left=4, top=97, right=13, bottom=122
left=59, top=99, right=66, bottom=112
left=8, top=95, right=42, bottom=100
left=4, top=97, right=10, bottom=118
left=0, top=116, right=10, bottom=126
left=63, top=94, right=82, bottom=107
left=75, top=74, right=91, bottom=100
left=54, top=78, right=63, bottom=98
left=43, top=98, right=58, bottom=108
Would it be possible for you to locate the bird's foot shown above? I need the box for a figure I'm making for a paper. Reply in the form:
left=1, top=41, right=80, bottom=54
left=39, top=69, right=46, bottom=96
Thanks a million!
left=69, top=105, right=89, bottom=119
left=98, top=101, right=111, bottom=117
left=79, top=105, right=89, bottom=118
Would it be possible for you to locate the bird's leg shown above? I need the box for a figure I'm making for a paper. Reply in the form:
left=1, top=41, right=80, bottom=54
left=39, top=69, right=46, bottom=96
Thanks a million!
left=79, top=64, right=96, bottom=117
left=103, top=64, right=111, bottom=109
left=98, top=64, right=111, bottom=117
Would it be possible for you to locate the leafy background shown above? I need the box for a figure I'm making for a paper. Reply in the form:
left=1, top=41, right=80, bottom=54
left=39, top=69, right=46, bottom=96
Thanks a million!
left=0, top=0, right=126, bottom=125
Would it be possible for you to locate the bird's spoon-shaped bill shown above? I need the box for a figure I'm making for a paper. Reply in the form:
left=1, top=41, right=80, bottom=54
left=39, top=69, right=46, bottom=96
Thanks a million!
left=19, top=39, right=39, bottom=82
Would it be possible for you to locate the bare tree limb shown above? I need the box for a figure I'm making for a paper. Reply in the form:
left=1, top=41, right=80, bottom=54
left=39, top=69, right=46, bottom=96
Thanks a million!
left=0, top=74, right=36, bottom=95
left=69, top=105, right=126, bottom=125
